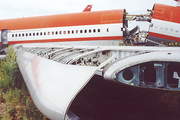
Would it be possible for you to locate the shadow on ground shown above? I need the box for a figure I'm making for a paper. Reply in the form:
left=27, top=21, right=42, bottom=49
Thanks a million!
left=70, top=75, right=180, bottom=120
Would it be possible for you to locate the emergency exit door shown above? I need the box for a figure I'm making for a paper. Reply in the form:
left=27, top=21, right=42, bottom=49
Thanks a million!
left=1, top=29, right=8, bottom=45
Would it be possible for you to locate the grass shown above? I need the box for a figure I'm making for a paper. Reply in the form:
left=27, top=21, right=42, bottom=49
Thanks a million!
left=0, top=46, right=48, bottom=120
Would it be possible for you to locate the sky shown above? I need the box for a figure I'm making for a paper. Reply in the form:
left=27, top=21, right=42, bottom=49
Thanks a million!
left=0, top=0, right=177, bottom=19
left=0, top=0, right=177, bottom=30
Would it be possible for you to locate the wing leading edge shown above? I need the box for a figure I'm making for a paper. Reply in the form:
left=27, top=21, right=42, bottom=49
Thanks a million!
left=16, top=49, right=97, bottom=120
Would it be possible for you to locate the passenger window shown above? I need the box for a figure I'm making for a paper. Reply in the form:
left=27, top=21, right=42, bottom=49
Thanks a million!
left=84, top=30, right=87, bottom=33
left=33, top=33, right=35, bottom=36
left=72, top=30, right=74, bottom=34
left=76, top=30, right=78, bottom=33
left=80, top=30, right=83, bottom=33
left=98, top=29, right=100, bottom=32
left=37, top=32, right=39, bottom=36
left=44, top=32, right=46, bottom=35
left=40, top=32, right=42, bottom=35
left=89, top=29, right=91, bottom=33
left=165, top=26, right=169, bottom=30
left=29, top=33, right=31, bottom=36
left=175, top=28, right=179, bottom=33
left=19, top=34, right=21, bottom=37
left=56, top=31, right=58, bottom=35
left=26, top=33, right=28, bottom=36
left=22, top=33, right=24, bottom=37
left=93, top=29, right=96, bottom=33
left=12, top=34, right=14, bottom=37
left=64, top=31, right=66, bottom=34
left=48, top=32, right=50, bottom=35
left=170, top=27, right=174, bottom=31
left=68, top=31, right=70, bottom=34
left=59, top=31, right=62, bottom=34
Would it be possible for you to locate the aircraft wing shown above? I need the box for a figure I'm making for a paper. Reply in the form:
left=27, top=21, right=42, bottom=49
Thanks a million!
left=14, top=44, right=180, bottom=120
left=17, top=49, right=97, bottom=120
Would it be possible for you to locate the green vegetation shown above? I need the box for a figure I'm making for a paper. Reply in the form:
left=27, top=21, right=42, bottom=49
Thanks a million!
left=0, top=46, right=47, bottom=120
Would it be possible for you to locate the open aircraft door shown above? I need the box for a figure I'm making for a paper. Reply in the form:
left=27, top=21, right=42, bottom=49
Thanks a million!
left=1, top=29, right=8, bottom=45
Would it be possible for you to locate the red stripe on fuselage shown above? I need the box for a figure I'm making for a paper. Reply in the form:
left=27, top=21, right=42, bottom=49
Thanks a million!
left=149, top=32, right=180, bottom=42
left=153, top=3, right=180, bottom=24
left=0, top=10, right=124, bottom=31
left=7, top=36, right=123, bottom=44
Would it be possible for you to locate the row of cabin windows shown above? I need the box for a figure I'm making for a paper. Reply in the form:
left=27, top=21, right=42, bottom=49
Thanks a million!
left=11, top=28, right=105, bottom=38
left=153, top=24, right=179, bottom=33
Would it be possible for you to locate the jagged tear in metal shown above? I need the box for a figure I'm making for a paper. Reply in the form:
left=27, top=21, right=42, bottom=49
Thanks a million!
left=15, top=44, right=180, bottom=119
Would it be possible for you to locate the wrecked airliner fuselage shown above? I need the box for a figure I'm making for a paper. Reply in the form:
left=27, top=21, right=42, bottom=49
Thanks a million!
left=122, top=3, right=180, bottom=46
left=1, top=1, right=178, bottom=120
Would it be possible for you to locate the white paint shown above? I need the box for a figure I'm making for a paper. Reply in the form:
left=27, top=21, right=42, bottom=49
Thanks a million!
left=8, top=23, right=123, bottom=42
left=17, top=50, right=98, bottom=120
left=149, top=19, right=180, bottom=38
left=0, top=0, right=176, bottom=20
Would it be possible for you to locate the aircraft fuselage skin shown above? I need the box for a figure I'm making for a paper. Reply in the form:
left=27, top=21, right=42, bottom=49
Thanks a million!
left=0, top=3, right=180, bottom=46
left=0, top=9, right=124, bottom=46
left=148, top=3, right=180, bottom=46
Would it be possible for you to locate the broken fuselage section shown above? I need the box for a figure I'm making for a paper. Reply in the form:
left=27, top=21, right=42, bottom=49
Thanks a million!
left=122, top=3, right=180, bottom=46
left=123, top=11, right=152, bottom=45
